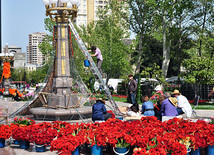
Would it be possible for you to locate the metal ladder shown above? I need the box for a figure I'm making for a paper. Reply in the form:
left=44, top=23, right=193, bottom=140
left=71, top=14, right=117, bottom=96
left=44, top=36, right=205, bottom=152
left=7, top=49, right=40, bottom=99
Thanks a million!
left=68, top=19, right=121, bottom=114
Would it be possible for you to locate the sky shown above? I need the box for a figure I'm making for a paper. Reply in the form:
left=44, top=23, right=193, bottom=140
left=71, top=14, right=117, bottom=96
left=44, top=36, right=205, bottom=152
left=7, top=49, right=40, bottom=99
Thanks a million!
left=2, top=0, right=49, bottom=52
left=1, top=0, right=136, bottom=53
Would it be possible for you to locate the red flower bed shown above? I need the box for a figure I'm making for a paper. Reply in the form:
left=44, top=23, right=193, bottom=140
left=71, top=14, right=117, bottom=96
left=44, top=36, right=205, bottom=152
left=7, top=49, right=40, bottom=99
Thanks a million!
left=188, top=100, right=209, bottom=104
left=12, top=125, right=31, bottom=141
left=0, top=124, right=12, bottom=140
left=0, top=117, right=213, bottom=154
left=112, top=95, right=127, bottom=98
left=29, top=122, right=57, bottom=145
left=50, top=123, right=86, bottom=153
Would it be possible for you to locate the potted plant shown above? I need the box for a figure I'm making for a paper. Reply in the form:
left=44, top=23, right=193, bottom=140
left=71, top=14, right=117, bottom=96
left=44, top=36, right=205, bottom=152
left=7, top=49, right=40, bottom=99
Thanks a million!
left=12, top=125, right=31, bottom=149
left=29, top=122, right=57, bottom=152
left=0, top=124, right=12, bottom=148
left=50, top=123, right=86, bottom=155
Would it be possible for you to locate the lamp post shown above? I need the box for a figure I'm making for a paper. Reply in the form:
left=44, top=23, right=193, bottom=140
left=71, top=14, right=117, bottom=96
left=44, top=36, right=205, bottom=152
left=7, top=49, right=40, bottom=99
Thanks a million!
left=42, top=0, right=81, bottom=106
left=43, top=0, right=80, bottom=23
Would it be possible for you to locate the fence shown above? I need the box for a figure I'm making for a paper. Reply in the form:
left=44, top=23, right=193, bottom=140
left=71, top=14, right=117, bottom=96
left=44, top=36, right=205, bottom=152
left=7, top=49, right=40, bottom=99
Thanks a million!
left=117, top=81, right=214, bottom=100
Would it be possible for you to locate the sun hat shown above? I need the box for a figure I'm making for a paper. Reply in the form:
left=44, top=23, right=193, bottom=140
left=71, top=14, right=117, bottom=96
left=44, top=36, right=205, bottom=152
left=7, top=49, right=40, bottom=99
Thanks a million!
left=96, top=98, right=105, bottom=104
left=171, top=89, right=181, bottom=95
left=168, top=97, right=178, bottom=107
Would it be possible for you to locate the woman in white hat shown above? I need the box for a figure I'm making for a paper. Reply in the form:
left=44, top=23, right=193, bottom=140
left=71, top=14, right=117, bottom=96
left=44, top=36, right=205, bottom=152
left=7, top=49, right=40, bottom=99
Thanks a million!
left=172, top=89, right=192, bottom=117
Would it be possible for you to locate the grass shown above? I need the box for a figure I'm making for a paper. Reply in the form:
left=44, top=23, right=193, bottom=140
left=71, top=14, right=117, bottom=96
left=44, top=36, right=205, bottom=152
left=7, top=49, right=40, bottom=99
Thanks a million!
left=113, top=96, right=214, bottom=110
left=112, top=96, right=127, bottom=103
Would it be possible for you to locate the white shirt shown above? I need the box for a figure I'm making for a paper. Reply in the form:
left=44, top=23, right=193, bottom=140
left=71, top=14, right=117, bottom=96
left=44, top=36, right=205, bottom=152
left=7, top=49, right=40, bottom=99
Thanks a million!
left=177, top=95, right=192, bottom=117
left=127, top=110, right=141, bottom=117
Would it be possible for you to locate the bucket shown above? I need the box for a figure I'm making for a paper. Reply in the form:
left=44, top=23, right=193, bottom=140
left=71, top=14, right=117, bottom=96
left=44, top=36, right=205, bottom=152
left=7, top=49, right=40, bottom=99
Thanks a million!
left=187, top=148, right=191, bottom=155
left=113, top=147, right=129, bottom=155
left=0, top=138, right=5, bottom=148
left=190, top=148, right=200, bottom=155
left=84, top=60, right=90, bottom=67
left=91, top=144, right=102, bottom=155
left=36, top=144, right=46, bottom=152
left=19, top=140, right=30, bottom=149
left=72, top=146, right=80, bottom=155
left=14, top=140, right=20, bottom=145
left=116, top=116, right=123, bottom=120
left=206, top=145, right=214, bottom=155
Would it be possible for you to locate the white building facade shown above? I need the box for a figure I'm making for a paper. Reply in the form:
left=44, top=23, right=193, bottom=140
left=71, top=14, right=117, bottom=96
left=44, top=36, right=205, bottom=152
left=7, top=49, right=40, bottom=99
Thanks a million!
left=27, top=32, right=47, bottom=66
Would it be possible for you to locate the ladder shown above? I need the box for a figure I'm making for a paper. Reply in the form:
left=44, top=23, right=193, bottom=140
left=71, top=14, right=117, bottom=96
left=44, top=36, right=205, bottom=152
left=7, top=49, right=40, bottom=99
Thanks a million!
left=68, top=19, right=121, bottom=115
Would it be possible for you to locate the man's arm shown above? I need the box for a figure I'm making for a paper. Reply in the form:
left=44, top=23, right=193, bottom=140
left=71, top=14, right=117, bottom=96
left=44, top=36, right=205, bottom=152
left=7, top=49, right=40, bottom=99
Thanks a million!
left=133, top=80, right=138, bottom=92
left=91, top=53, right=98, bottom=57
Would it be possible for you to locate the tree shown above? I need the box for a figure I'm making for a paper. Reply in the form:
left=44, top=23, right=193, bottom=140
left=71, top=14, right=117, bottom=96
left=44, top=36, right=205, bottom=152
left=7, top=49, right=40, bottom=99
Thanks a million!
left=190, top=0, right=214, bottom=56
left=125, top=0, right=157, bottom=73
left=141, top=63, right=165, bottom=87
left=80, top=0, right=131, bottom=85
left=181, top=56, right=214, bottom=96
left=38, top=18, right=55, bottom=57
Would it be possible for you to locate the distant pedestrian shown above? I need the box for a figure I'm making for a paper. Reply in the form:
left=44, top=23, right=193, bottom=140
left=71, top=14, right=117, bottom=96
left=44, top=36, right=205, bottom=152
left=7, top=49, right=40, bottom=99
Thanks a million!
left=89, top=46, right=103, bottom=77
left=127, top=74, right=137, bottom=104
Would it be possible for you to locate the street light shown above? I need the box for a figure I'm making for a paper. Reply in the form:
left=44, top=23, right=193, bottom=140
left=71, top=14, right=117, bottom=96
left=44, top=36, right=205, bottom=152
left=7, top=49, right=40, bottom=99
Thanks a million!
left=42, top=0, right=80, bottom=22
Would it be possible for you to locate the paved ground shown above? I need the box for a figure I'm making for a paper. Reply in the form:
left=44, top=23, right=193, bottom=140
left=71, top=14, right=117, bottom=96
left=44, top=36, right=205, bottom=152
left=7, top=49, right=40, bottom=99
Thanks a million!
left=0, top=101, right=213, bottom=154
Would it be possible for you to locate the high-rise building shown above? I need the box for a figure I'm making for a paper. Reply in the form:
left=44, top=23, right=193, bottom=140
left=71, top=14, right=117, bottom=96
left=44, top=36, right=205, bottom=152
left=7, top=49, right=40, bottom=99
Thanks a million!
left=76, top=0, right=108, bottom=27
left=26, top=32, right=46, bottom=66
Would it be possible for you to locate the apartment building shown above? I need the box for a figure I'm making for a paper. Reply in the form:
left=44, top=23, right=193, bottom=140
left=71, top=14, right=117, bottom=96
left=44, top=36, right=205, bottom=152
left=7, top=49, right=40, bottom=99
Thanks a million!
left=76, top=0, right=108, bottom=27
left=26, top=32, right=46, bottom=66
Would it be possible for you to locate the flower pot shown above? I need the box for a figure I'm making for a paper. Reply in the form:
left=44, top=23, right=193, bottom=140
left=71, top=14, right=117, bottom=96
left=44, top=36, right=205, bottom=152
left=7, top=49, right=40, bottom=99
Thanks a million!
left=14, top=140, right=20, bottom=145
left=113, top=147, right=130, bottom=155
left=19, top=140, right=30, bottom=149
left=0, top=138, right=5, bottom=148
left=190, top=148, right=200, bottom=155
left=187, top=148, right=191, bottom=155
left=72, top=146, right=80, bottom=155
left=85, top=143, right=91, bottom=153
left=35, top=144, right=46, bottom=152
left=59, top=151, right=71, bottom=155
left=91, top=144, right=103, bottom=155
left=116, top=116, right=123, bottom=120
left=206, top=145, right=214, bottom=155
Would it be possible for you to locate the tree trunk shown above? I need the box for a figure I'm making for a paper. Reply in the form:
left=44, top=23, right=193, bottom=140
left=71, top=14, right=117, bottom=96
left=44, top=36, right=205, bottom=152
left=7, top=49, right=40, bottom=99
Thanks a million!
left=135, top=34, right=143, bottom=74
left=198, top=2, right=207, bottom=57
left=161, top=13, right=170, bottom=78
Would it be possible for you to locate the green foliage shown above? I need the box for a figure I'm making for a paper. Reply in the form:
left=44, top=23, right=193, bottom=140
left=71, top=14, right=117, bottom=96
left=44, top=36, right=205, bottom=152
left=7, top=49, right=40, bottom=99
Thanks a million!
left=27, top=64, right=50, bottom=84
left=134, top=73, right=142, bottom=103
left=181, top=56, right=214, bottom=85
left=141, top=63, right=165, bottom=85
left=38, top=18, right=55, bottom=56
left=87, top=76, right=95, bottom=93
left=80, top=0, right=131, bottom=80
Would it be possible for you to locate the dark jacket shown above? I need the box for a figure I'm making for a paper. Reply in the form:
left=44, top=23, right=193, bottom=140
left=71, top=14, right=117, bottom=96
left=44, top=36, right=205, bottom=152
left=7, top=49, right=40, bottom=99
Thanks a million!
left=92, top=101, right=107, bottom=121
left=128, top=79, right=137, bottom=93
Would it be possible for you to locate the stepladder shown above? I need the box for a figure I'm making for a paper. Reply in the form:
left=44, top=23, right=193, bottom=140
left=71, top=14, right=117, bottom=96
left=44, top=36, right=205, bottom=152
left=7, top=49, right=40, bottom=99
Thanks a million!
left=68, top=19, right=121, bottom=115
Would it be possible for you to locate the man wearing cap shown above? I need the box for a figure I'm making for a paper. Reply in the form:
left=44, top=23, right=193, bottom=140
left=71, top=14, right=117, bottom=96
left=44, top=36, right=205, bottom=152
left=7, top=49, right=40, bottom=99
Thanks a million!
left=172, top=89, right=192, bottom=117
left=128, top=74, right=137, bottom=104
left=92, top=98, right=112, bottom=122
